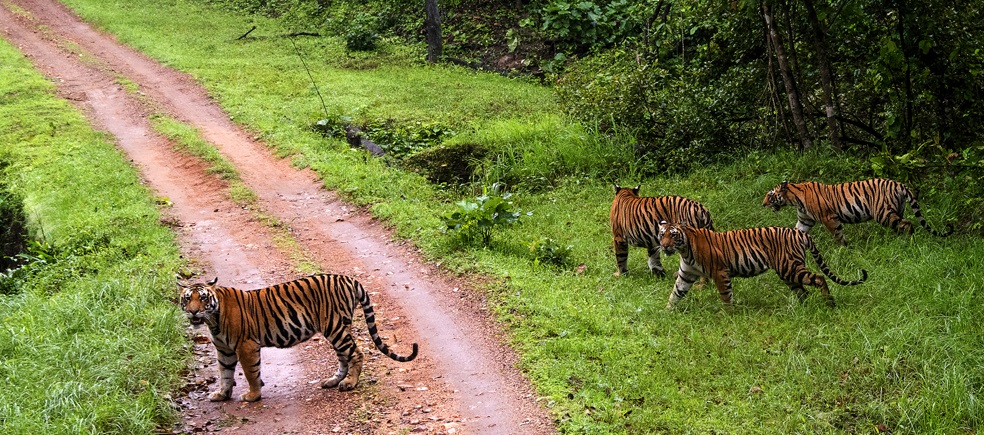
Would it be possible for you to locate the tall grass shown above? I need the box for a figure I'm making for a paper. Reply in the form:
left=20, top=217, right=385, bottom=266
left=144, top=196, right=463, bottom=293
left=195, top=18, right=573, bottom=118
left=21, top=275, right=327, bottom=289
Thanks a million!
left=51, top=0, right=984, bottom=433
left=0, top=37, right=185, bottom=433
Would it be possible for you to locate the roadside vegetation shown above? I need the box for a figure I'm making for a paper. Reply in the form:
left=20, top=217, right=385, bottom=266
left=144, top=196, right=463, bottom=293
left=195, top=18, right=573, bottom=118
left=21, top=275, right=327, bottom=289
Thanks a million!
left=8, top=0, right=983, bottom=432
left=0, top=38, right=186, bottom=432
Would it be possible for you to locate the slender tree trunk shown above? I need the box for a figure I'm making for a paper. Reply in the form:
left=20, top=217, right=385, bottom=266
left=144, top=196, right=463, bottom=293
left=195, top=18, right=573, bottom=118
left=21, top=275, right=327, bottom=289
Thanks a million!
left=425, top=0, right=442, bottom=63
left=893, top=0, right=913, bottom=149
left=763, top=1, right=812, bottom=150
left=803, top=0, right=843, bottom=150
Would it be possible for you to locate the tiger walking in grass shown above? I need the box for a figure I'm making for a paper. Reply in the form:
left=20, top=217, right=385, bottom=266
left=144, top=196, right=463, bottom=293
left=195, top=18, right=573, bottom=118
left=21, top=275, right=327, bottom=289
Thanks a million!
left=178, top=273, right=418, bottom=402
left=762, top=178, right=954, bottom=245
left=657, top=222, right=868, bottom=309
left=610, top=184, right=715, bottom=277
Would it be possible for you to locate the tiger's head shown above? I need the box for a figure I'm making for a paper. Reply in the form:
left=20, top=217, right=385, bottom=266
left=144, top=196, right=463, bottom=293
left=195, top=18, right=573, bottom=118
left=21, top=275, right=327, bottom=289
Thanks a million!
left=613, top=184, right=641, bottom=196
left=657, top=221, right=688, bottom=255
left=762, top=181, right=790, bottom=212
left=178, top=276, right=219, bottom=326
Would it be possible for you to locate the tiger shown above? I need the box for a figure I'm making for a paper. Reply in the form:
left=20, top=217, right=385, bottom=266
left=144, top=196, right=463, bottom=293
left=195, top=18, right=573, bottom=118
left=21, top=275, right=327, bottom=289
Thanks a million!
left=762, top=178, right=954, bottom=245
left=610, top=184, right=714, bottom=277
left=178, top=273, right=418, bottom=402
left=657, top=222, right=868, bottom=309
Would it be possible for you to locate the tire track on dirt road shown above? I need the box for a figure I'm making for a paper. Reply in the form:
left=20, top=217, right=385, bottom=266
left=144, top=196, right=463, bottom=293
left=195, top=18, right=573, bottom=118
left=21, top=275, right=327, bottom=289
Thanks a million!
left=0, top=1, right=555, bottom=433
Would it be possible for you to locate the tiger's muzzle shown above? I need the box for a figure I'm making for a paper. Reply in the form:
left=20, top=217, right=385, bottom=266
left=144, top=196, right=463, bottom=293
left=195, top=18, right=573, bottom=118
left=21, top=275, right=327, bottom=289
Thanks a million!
left=185, top=310, right=207, bottom=325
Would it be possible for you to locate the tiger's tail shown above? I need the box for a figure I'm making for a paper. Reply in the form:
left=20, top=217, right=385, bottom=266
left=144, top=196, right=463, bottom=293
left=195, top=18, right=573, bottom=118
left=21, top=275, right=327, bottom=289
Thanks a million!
left=905, top=187, right=954, bottom=237
left=356, top=281, right=419, bottom=362
left=806, top=236, right=868, bottom=286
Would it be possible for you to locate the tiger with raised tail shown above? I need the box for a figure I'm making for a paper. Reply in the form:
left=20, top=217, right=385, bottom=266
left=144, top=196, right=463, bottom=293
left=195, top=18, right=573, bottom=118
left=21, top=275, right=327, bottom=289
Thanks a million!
left=762, top=178, right=954, bottom=245
left=610, top=184, right=714, bottom=277
left=658, top=222, right=867, bottom=309
left=178, top=274, right=418, bottom=402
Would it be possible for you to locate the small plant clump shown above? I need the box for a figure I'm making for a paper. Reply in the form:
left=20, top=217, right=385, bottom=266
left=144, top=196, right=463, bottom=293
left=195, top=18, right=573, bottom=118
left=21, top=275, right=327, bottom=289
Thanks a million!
left=528, top=236, right=573, bottom=267
left=442, top=184, right=528, bottom=247
left=345, top=14, right=380, bottom=51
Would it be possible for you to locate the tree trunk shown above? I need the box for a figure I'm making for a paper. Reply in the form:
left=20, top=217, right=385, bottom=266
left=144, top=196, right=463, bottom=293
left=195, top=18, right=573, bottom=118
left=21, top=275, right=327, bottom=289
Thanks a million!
left=763, top=1, right=812, bottom=150
left=803, top=0, right=842, bottom=151
left=425, top=0, right=442, bottom=63
left=893, top=0, right=913, bottom=149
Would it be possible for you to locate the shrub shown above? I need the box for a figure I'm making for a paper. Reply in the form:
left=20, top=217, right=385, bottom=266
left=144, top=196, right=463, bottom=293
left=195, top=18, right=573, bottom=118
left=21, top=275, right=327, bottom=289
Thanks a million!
left=442, top=184, right=526, bottom=247
left=555, top=49, right=763, bottom=174
left=528, top=237, right=573, bottom=267
left=345, top=13, right=381, bottom=51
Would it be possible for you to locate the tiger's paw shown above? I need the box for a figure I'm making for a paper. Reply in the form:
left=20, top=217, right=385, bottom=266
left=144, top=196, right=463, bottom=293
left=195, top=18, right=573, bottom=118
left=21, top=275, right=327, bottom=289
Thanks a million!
left=207, top=390, right=231, bottom=402
left=650, top=268, right=666, bottom=278
left=239, top=390, right=262, bottom=402
left=338, top=377, right=359, bottom=392
left=321, top=376, right=342, bottom=389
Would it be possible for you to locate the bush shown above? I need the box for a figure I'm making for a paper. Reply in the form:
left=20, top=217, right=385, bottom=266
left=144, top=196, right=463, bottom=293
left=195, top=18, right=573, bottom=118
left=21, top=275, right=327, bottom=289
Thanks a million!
left=442, top=184, right=526, bottom=247
left=555, top=49, right=764, bottom=174
left=345, top=13, right=381, bottom=51
left=528, top=237, right=573, bottom=267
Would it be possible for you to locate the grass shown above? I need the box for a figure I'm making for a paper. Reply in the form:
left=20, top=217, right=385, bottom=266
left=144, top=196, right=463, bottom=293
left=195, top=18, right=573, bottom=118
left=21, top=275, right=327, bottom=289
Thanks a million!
left=33, top=0, right=984, bottom=433
left=151, top=114, right=257, bottom=205
left=0, top=36, right=186, bottom=434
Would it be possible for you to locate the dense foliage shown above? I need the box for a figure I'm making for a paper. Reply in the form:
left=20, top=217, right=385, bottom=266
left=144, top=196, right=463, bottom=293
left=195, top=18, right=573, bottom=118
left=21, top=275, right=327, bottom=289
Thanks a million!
left=208, top=0, right=983, bottom=170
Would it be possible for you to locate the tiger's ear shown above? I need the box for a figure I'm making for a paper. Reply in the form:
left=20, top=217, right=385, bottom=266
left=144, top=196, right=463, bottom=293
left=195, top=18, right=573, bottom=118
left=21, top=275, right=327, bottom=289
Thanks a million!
left=207, top=277, right=218, bottom=286
left=780, top=180, right=789, bottom=192
left=613, top=183, right=620, bottom=193
left=632, top=185, right=640, bottom=195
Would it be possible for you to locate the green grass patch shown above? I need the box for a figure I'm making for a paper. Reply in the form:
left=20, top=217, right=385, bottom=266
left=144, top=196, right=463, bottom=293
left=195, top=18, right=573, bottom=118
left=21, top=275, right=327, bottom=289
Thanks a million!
left=51, top=0, right=984, bottom=433
left=150, top=114, right=257, bottom=206
left=0, top=36, right=186, bottom=433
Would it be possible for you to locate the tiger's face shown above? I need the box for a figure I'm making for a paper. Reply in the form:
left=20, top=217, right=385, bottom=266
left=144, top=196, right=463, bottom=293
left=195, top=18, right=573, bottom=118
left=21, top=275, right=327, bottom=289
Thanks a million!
left=178, top=277, right=219, bottom=326
left=658, top=221, right=687, bottom=255
left=762, top=182, right=790, bottom=212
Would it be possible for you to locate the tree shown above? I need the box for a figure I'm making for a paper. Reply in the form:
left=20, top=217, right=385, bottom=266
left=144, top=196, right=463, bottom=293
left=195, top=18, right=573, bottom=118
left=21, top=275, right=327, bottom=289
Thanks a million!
left=763, top=0, right=811, bottom=151
left=803, top=0, right=842, bottom=151
left=425, top=0, right=442, bottom=63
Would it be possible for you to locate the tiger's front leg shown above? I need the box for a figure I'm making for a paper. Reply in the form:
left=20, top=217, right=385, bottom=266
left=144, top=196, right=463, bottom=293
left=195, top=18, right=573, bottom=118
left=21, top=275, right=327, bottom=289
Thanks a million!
left=209, top=346, right=238, bottom=402
left=647, top=247, right=665, bottom=277
left=666, top=267, right=700, bottom=309
left=795, top=209, right=817, bottom=234
left=236, top=340, right=263, bottom=402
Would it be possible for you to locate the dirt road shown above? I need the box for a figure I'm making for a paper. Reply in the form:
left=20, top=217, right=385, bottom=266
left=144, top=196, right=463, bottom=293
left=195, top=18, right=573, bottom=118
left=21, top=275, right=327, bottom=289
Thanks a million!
left=0, top=1, right=555, bottom=433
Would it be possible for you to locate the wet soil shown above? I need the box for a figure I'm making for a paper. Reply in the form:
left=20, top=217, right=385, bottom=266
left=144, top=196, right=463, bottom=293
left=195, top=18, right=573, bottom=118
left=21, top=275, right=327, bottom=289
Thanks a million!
left=0, top=1, right=555, bottom=433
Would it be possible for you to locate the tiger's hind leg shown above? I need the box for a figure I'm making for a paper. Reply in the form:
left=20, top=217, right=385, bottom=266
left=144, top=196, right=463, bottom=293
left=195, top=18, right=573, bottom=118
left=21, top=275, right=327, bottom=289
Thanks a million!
left=877, top=209, right=913, bottom=235
left=647, top=247, right=665, bottom=277
left=784, top=267, right=834, bottom=307
left=788, top=283, right=809, bottom=303
left=614, top=239, right=629, bottom=276
left=321, top=326, right=365, bottom=392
